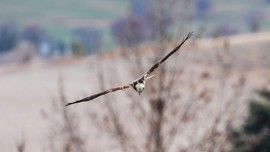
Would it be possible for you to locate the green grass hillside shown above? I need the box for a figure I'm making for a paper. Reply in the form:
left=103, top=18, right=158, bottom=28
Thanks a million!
left=0, top=0, right=129, bottom=48
left=0, top=0, right=128, bottom=22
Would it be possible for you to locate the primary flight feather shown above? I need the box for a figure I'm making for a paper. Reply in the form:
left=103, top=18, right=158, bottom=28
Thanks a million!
left=65, top=32, right=193, bottom=106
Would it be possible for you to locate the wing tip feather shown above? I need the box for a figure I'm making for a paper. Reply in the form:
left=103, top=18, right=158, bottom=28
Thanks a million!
left=65, top=101, right=76, bottom=107
left=186, top=31, right=193, bottom=40
left=65, top=99, right=83, bottom=107
left=65, top=103, right=72, bottom=107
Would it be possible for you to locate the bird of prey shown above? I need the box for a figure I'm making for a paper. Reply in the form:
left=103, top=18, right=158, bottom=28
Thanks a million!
left=65, top=32, right=193, bottom=106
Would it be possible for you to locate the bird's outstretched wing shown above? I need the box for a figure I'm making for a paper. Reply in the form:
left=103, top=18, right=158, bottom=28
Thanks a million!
left=65, top=85, right=131, bottom=106
left=144, top=32, right=193, bottom=79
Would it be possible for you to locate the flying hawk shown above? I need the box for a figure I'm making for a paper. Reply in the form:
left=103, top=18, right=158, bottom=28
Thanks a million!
left=65, top=32, right=193, bottom=106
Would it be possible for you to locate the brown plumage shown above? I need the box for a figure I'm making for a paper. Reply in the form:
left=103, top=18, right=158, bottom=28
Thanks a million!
left=65, top=32, right=193, bottom=107
left=145, top=32, right=193, bottom=78
left=65, top=85, right=130, bottom=106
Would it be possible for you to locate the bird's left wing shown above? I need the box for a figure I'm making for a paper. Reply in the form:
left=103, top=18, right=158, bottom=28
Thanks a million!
left=144, top=32, right=193, bottom=79
left=65, top=84, right=131, bottom=106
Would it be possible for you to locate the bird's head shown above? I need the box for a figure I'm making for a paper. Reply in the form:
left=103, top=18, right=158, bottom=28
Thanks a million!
left=135, top=83, right=145, bottom=95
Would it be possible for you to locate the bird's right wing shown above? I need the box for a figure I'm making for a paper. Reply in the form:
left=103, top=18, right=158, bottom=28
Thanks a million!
left=65, top=84, right=131, bottom=106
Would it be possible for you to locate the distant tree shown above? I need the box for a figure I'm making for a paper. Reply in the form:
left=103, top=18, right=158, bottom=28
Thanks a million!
left=131, top=0, right=151, bottom=17
left=111, top=0, right=173, bottom=46
left=111, top=15, right=149, bottom=46
left=195, top=0, right=213, bottom=19
left=71, top=40, right=85, bottom=56
left=231, top=89, right=270, bottom=152
left=0, top=22, right=18, bottom=52
left=210, top=23, right=239, bottom=37
left=246, top=9, right=265, bottom=32
left=22, top=25, right=49, bottom=48
left=72, top=27, right=101, bottom=54
left=55, top=40, right=66, bottom=56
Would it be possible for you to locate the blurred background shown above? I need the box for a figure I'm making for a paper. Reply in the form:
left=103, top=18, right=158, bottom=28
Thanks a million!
left=1, top=0, right=270, bottom=152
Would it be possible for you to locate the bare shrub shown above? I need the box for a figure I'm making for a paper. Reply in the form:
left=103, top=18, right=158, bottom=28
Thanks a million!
left=41, top=76, right=86, bottom=152
left=15, top=134, right=26, bottom=152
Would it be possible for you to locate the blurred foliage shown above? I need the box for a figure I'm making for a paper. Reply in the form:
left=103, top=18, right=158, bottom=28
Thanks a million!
left=131, top=0, right=151, bottom=17
left=1, top=0, right=270, bottom=58
left=245, top=9, right=266, bottom=32
left=231, top=89, right=270, bottom=152
left=72, top=27, right=101, bottom=54
left=22, top=25, right=49, bottom=48
left=41, top=77, right=86, bottom=152
left=111, top=0, right=173, bottom=46
left=0, top=22, right=18, bottom=52
left=111, top=16, right=149, bottom=46
left=210, top=23, right=239, bottom=37
left=55, top=40, right=66, bottom=56
left=195, top=0, right=213, bottom=19
left=71, top=40, right=86, bottom=56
